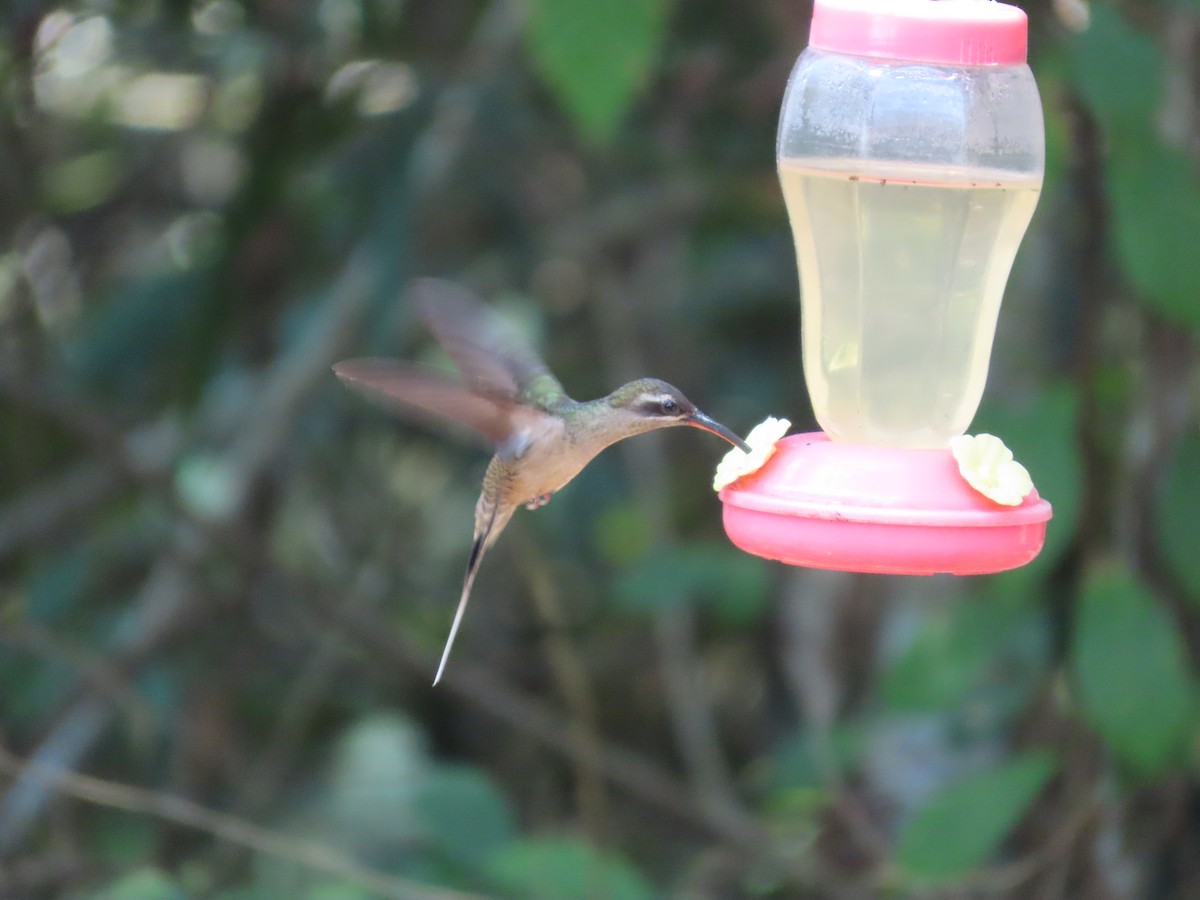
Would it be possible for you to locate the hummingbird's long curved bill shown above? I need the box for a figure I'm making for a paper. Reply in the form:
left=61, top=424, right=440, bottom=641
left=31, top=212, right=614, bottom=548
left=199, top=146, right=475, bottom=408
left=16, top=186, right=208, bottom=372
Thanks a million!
left=687, top=412, right=751, bottom=453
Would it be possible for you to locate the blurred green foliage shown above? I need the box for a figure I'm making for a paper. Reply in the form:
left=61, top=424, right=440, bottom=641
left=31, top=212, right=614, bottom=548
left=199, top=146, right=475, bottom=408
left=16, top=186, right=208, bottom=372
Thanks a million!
left=1068, top=5, right=1200, bottom=324
left=1073, top=568, right=1196, bottom=777
left=524, top=0, right=670, bottom=144
left=895, top=751, right=1059, bottom=883
left=1, top=0, right=1199, bottom=898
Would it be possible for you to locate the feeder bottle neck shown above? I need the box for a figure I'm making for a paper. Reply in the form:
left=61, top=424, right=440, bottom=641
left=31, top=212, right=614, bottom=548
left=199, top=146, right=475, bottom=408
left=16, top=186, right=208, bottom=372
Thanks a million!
left=808, top=0, right=1029, bottom=66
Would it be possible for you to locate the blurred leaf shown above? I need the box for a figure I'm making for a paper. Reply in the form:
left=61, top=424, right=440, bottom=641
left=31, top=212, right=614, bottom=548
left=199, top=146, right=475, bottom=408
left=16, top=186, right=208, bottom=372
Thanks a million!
left=1158, top=431, right=1200, bottom=601
left=896, top=752, right=1057, bottom=882
left=973, top=383, right=1080, bottom=576
left=175, top=453, right=241, bottom=522
left=1105, top=140, right=1200, bottom=326
left=758, top=785, right=826, bottom=844
left=324, top=714, right=429, bottom=852
left=0, top=646, right=76, bottom=735
left=615, top=539, right=768, bottom=625
left=524, top=0, right=670, bottom=143
left=302, top=884, right=375, bottom=900
left=66, top=272, right=210, bottom=402
left=42, top=151, right=122, bottom=214
left=487, top=837, right=654, bottom=900
left=1030, top=50, right=1071, bottom=192
left=89, top=868, right=187, bottom=900
left=26, top=541, right=92, bottom=623
left=1066, top=6, right=1200, bottom=327
left=413, top=766, right=517, bottom=875
left=593, top=502, right=655, bottom=565
left=881, top=595, right=1037, bottom=713
left=88, top=811, right=159, bottom=868
left=214, top=889, right=271, bottom=900
left=1071, top=567, right=1196, bottom=776
left=1068, top=5, right=1161, bottom=132
left=760, top=724, right=864, bottom=793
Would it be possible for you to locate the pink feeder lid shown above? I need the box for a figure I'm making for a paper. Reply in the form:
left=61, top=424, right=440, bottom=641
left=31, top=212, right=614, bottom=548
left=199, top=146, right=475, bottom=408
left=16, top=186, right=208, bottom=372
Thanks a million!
left=719, top=433, right=1052, bottom=575
left=809, top=0, right=1029, bottom=66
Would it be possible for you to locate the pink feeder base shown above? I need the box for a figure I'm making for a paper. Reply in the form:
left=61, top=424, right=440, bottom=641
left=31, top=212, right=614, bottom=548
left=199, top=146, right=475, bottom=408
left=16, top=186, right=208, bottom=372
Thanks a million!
left=719, top=433, right=1052, bottom=575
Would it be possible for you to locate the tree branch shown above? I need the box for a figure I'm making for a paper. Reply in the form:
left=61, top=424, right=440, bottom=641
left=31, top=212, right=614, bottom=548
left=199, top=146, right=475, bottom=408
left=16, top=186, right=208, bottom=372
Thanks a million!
left=0, top=745, right=482, bottom=900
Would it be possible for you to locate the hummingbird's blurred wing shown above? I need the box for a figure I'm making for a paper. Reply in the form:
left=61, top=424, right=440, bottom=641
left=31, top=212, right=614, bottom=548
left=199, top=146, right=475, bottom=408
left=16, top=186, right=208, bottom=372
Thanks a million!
left=412, top=278, right=567, bottom=409
left=333, top=359, right=548, bottom=448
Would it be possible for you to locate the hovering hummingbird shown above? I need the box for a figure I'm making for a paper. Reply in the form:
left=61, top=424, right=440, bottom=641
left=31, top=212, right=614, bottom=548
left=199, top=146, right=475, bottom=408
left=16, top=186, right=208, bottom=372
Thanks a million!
left=334, top=279, right=749, bottom=685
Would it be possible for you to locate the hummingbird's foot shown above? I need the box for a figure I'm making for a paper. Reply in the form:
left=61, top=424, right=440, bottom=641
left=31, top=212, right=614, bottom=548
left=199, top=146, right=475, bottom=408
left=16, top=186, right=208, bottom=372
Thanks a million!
left=524, top=493, right=552, bottom=510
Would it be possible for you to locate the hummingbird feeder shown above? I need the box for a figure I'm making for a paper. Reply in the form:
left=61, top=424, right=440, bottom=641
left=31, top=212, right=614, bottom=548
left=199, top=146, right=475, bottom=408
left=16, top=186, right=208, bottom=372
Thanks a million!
left=719, top=0, right=1052, bottom=575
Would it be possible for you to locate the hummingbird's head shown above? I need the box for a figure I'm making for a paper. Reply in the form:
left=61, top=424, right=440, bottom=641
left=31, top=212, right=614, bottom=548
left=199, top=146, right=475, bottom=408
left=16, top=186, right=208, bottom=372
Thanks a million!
left=606, top=379, right=750, bottom=451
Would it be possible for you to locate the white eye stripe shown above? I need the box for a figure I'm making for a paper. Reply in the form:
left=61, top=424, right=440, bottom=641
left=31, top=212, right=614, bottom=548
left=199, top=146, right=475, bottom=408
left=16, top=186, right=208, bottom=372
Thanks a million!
left=636, top=393, right=684, bottom=416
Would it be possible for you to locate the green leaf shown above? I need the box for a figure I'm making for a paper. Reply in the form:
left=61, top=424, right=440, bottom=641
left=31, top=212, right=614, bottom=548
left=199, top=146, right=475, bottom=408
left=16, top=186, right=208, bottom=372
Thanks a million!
left=524, top=0, right=670, bottom=143
left=487, top=837, right=654, bottom=900
left=1071, top=567, right=1196, bottom=776
left=88, top=810, right=160, bottom=868
left=26, top=541, right=93, bottom=623
left=973, top=383, right=1081, bottom=576
left=1106, top=139, right=1200, bottom=326
left=1067, top=5, right=1162, bottom=133
left=303, top=884, right=375, bottom=900
left=615, top=539, right=769, bottom=625
left=212, top=889, right=272, bottom=900
left=896, top=752, right=1057, bottom=882
left=1030, top=50, right=1072, bottom=193
left=881, top=594, right=1037, bottom=713
left=42, top=150, right=122, bottom=213
left=761, top=724, right=864, bottom=793
left=413, top=766, right=517, bottom=875
left=1158, top=431, right=1200, bottom=601
left=593, top=502, right=655, bottom=566
left=323, top=714, right=429, bottom=851
left=90, top=868, right=187, bottom=900
left=1066, top=6, right=1200, bottom=327
left=66, top=272, right=210, bottom=402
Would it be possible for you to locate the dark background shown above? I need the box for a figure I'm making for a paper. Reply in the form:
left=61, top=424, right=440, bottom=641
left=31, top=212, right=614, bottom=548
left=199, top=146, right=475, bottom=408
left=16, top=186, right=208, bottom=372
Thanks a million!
left=2, top=1, right=1199, bottom=897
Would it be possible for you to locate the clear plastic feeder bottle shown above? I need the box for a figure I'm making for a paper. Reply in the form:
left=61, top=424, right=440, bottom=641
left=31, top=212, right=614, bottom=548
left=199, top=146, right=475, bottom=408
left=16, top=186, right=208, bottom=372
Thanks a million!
left=778, top=0, right=1044, bottom=448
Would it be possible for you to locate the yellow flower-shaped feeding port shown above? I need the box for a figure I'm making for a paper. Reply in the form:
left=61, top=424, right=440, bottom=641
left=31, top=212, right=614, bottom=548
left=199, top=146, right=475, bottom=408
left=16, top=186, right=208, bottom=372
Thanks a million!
left=949, top=433, right=1034, bottom=507
left=713, top=417, right=791, bottom=491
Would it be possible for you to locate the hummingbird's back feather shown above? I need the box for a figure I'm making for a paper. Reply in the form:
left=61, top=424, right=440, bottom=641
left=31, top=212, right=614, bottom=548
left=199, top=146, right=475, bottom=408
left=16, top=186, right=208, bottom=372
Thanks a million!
left=413, top=278, right=568, bottom=410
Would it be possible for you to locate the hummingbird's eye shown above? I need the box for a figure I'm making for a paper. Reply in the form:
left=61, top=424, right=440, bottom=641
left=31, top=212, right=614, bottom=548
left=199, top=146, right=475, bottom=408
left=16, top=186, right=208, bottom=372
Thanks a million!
left=661, top=398, right=680, bottom=415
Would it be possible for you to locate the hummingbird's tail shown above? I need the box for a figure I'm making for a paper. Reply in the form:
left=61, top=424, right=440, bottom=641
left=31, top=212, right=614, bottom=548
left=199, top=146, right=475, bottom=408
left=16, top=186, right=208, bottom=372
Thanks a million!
left=433, top=508, right=496, bottom=686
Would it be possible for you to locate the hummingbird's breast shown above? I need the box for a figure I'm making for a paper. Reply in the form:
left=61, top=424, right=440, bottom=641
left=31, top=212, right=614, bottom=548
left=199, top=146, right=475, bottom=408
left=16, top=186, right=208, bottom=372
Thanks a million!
left=509, top=417, right=597, bottom=500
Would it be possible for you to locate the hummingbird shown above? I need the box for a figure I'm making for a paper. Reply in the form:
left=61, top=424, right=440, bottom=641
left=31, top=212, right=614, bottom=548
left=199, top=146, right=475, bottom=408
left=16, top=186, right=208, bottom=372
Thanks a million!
left=333, top=279, right=749, bottom=685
